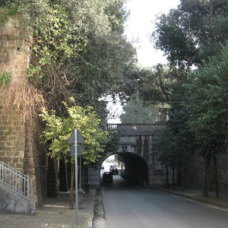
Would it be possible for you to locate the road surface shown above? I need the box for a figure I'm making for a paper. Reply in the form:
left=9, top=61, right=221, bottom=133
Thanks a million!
left=102, top=175, right=228, bottom=228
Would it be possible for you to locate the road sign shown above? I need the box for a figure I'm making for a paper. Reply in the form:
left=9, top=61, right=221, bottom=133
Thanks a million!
left=70, top=144, right=83, bottom=156
left=68, top=128, right=84, bottom=144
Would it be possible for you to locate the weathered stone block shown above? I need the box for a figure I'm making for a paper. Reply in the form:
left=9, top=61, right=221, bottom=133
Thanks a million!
left=0, top=17, right=45, bottom=204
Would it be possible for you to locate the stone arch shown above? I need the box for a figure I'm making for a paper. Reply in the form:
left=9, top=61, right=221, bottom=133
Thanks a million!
left=100, top=151, right=149, bottom=185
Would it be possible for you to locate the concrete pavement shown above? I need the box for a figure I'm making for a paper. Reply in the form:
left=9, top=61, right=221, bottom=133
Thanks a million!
left=0, top=189, right=96, bottom=228
left=92, top=189, right=106, bottom=228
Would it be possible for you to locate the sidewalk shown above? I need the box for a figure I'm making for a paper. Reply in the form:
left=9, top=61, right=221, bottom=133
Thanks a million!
left=157, top=187, right=228, bottom=210
left=0, top=189, right=96, bottom=228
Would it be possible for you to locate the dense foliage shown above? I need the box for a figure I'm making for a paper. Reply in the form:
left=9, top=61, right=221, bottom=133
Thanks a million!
left=2, top=0, right=227, bottom=195
left=40, top=102, right=109, bottom=164
left=4, top=0, right=136, bottom=117
left=0, top=6, right=17, bottom=25
left=138, top=65, right=188, bottom=104
left=1, top=0, right=136, bottom=164
left=128, top=0, right=228, bottom=195
left=120, top=93, right=159, bottom=124
left=153, top=0, right=228, bottom=66
left=155, top=82, right=196, bottom=188
left=187, top=43, right=228, bottom=137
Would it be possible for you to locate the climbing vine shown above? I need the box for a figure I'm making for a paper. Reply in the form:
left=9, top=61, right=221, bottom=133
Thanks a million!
left=0, top=72, right=12, bottom=86
left=0, top=7, right=17, bottom=26
left=4, top=0, right=136, bottom=115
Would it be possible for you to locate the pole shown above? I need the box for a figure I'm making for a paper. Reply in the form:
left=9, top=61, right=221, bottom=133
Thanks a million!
left=68, top=128, right=84, bottom=226
left=75, top=129, right=78, bottom=216
left=79, top=156, right=82, bottom=191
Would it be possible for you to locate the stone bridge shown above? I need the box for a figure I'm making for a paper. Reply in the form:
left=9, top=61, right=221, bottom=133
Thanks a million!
left=88, top=123, right=177, bottom=187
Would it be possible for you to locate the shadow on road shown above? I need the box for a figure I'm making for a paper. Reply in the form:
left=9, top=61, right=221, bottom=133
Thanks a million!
left=101, top=174, right=141, bottom=190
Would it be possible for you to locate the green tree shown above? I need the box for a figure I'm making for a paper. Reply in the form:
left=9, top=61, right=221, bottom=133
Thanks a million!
left=0, top=0, right=7, bottom=7
left=2, top=0, right=137, bottom=199
left=197, top=135, right=225, bottom=197
left=40, top=102, right=109, bottom=164
left=40, top=101, right=109, bottom=207
left=6, top=0, right=136, bottom=117
left=156, top=82, right=196, bottom=189
left=138, top=65, right=187, bottom=104
left=187, top=43, right=228, bottom=137
left=186, top=44, right=228, bottom=197
left=153, top=0, right=228, bottom=66
left=151, top=0, right=228, bottom=197
left=120, top=93, right=159, bottom=123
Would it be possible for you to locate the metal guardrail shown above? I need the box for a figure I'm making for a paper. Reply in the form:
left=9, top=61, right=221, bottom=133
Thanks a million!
left=0, top=161, right=32, bottom=200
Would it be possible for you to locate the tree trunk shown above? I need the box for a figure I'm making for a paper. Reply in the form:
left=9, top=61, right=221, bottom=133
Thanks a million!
left=59, top=159, right=68, bottom=191
left=47, top=157, right=58, bottom=198
left=181, top=166, right=185, bottom=191
left=65, top=161, right=69, bottom=191
left=69, top=163, right=74, bottom=209
left=172, top=167, right=175, bottom=188
left=213, top=155, right=219, bottom=198
left=83, top=165, right=89, bottom=193
left=177, top=167, right=182, bottom=186
left=203, top=155, right=210, bottom=197
left=180, top=154, right=187, bottom=191
left=165, top=166, right=169, bottom=188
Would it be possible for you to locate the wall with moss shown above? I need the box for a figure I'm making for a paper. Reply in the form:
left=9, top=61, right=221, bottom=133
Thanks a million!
left=0, top=16, right=45, bottom=204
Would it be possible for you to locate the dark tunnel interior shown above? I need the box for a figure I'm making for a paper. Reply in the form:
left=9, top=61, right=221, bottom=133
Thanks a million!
left=106, top=152, right=149, bottom=185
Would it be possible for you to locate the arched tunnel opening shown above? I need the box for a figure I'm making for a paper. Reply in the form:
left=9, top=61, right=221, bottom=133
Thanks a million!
left=119, top=152, right=148, bottom=185
left=100, top=153, right=148, bottom=186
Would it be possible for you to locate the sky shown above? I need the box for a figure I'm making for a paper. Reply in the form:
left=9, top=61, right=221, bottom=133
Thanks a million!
left=124, top=0, right=180, bottom=67
left=107, top=0, right=180, bottom=123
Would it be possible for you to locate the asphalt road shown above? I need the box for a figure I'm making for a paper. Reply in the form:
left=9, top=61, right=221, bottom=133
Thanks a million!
left=102, top=175, right=228, bottom=228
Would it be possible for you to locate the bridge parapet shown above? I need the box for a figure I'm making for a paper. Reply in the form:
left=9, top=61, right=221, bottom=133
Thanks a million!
left=107, top=123, right=165, bottom=135
left=88, top=122, right=174, bottom=188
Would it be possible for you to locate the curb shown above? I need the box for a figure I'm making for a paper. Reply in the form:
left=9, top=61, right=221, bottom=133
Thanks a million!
left=156, top=187, right=228, bottom=211
left=92, top=188, right=106, bottom=228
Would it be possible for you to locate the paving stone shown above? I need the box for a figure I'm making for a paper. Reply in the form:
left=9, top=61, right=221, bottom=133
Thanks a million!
left=0, top=189, right=96, bottom=228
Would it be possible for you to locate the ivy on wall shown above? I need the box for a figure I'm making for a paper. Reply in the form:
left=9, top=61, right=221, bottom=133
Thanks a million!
left=0, top=7, right=17, bottom=26
left=0, top=72, right=12, bottom=86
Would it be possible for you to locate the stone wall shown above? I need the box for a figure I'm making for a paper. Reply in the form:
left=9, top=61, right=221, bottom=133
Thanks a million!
left=0, top=187, right=35, bottom=215
left=178, top=147, right=228, bottom=193
left=0, top=16, right=45, bottom=204
left=0, top=18, right=31, bottom=81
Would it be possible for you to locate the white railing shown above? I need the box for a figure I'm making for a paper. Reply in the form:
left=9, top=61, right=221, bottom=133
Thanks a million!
left=0, top=161, right=32, bottom=200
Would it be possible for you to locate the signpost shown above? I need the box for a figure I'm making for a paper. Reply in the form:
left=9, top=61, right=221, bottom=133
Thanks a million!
left=68, top=128, right=84, bottom=220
